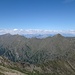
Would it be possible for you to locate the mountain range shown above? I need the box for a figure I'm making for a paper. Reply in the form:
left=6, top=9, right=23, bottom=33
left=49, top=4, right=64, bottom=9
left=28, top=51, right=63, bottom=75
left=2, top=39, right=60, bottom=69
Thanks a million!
left=0, top=34, right=75, bottom=75
left=24, top=33, right=75, bottom=38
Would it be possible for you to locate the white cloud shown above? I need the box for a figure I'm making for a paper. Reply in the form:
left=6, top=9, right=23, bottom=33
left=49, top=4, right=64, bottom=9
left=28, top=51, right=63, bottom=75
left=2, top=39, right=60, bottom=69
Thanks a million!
left=0, top=29, right=75, bottom=35
left=13, top=29, right=18, bottom=31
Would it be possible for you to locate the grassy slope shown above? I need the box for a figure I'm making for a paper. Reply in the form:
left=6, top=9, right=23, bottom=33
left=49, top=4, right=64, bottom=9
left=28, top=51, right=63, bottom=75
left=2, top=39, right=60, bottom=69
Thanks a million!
left=0, top=65, right=26, bottom=75
left=1, top=56, right=75, bottom=75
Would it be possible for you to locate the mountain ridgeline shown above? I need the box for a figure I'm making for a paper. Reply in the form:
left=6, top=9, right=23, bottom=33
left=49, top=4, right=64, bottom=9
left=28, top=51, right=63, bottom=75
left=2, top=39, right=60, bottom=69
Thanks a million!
left=1, top=34, right=75, bottom=75
left=0, top=33, right=75, bottom=64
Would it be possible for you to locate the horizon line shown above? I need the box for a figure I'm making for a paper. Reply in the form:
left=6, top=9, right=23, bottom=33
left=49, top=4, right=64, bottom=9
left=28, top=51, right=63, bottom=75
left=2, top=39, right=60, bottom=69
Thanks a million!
left=0, top=29, right=75, bottom=35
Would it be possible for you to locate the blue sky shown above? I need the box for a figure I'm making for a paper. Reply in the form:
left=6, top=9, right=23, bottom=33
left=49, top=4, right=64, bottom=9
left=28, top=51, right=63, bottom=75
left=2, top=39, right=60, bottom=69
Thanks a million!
left=0, top=0, right=75, bottom=30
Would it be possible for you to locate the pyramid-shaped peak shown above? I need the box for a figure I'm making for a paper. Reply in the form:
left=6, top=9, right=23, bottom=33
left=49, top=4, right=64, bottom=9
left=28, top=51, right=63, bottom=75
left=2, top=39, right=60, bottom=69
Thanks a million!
left=56, top=34, right=63, bottom=36
left=53, top=34, right=64, bottom=38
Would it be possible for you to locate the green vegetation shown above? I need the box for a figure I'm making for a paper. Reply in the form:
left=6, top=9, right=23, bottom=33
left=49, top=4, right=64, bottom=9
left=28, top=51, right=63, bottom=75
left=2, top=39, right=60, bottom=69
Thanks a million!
left=0, top=72, right=5, bottom=75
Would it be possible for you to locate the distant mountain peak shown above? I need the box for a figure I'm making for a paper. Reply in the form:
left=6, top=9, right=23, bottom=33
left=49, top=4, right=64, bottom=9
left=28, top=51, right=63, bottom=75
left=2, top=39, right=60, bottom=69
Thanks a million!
left=55, top=33, right=63, bottom=36
left=53, top=34, right=64, bottom=38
